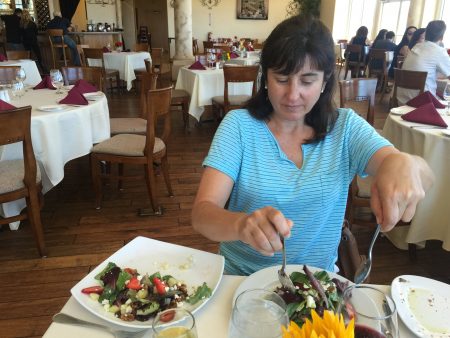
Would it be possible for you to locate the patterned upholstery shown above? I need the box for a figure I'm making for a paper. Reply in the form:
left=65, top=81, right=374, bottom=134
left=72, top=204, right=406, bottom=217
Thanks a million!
left=91, top=134, right=165, bottom=156
left=110, top=118, right=147, bottom=135
left=0, top=160, right=41, bottom=194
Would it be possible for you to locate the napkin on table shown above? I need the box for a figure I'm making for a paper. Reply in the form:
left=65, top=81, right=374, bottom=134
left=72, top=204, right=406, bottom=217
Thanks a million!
left=230, top=52, right=239, bottom=59
left=0, top=54, right=7, bottom=62
left=401, top=102, right=448, bottom=127
left=0, top=99, right=16, bottom=111
left=406, top=91, right=446, bottom=109
left=188, top=61, right=206, bottom=70
left=74, top=79, right=98, bottom=94
left=58, top=87, right=89, bottom=105
left=33, top=75, right=56, bottom=90
left=102, top=47, right=111, bottom=53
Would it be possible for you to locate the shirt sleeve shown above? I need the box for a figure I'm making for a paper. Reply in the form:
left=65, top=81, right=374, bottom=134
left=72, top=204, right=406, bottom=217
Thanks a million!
left=203, top=110, right=244, bottom=182
left=436, top=47, right=450, bottom=77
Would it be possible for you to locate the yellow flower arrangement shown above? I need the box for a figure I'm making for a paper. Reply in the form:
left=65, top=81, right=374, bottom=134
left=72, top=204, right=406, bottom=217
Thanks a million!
left=282, top=310, right=355, bottom=338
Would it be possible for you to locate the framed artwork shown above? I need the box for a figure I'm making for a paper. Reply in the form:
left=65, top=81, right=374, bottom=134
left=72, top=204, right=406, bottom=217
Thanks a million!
left=236, top=0, right=268, bottom=20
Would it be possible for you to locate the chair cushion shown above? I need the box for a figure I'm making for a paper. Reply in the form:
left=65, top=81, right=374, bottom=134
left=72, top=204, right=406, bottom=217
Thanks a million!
left=211, top=95, right=251, bottom=105
left=172, top=89, right=189, bottom=98
left=92, top=134, right=165, bottom=156
left=356, top=175, right=372, bottom=198
left=0, top=160, right=41, bottom=194
left=110, top=118, right=147, bottom=134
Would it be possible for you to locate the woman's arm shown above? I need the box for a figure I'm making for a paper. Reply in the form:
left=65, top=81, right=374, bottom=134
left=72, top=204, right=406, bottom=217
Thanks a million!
left=192, top=167, right=292, bottom=256
left=399, top=45, right=410, bottom=56
left=365, top=146, right=434, bottom=231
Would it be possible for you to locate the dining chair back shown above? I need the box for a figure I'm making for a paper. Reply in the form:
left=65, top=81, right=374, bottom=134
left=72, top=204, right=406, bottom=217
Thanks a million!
left=367, top=48, right=388, bottom=97
left=61, top=66, right=104, bottom=92
left=47, top=29, right=68, bottom=68
left=344, top=44, right=366, bottom=79
left=82, top=47, right=121, bottom=92
left=0, top=65, right=20, bottom=84
left=396, top=55, right=405, bottom=69
left=339, top=78, right=377, bottom=126
left=391, top=68, right=427, bottom=108
left=151, top=48, right=171, bottom=86
left=0, top=105, right=46, bottom=257
left=193, top=39, right=199, bottom=55
left=134, top=43, right=149, bottom=52
left=203, top=41, right=214, bottom=51
left=90, top=86, right=174, bottom=216
left=6, top=50, right=31, bottom=60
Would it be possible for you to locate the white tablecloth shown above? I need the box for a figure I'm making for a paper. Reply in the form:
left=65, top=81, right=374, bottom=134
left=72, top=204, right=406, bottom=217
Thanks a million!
left=0, top=59, right=42, bottom=86
left=382, top=109, right=450, bottom=250
left=225, top=56, right=259, bottom=66
left=88, top=52, right=151, bottom=91
left=42, top=276, right=411, bottom=338
left=175, top=66, right=253, bottom=121
left=0, top=89, right=110, bottom=229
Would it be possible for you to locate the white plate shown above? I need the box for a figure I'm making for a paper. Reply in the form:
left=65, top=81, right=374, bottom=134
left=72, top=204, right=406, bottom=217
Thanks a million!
left=83, top=92, right=104, bottom=100
left=37, top=105, right=67, bottom=112
left=390, top=106, right=414, bottom=115
left=391, top=275, right=450, bottom=337
left=71, top=236, right=224, bottom=331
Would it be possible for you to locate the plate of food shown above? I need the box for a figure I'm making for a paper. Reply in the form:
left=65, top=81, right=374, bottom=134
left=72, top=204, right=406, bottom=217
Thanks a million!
left=83, top=92, right=104, bottom=101
left=37, top=105, right=67, bottom=112
left=71, top=236, right=224, bottom=331
left=391, top=275, right=450, bottom=337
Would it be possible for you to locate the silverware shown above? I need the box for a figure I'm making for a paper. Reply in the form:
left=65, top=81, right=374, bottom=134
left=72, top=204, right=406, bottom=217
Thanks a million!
left=52, top=313, right=149, bottom=338
left=409, top=125, right=447, bottom=129
left=354, top=224, right=381, bottom=284
left=277, top=235, right=297, bottom=294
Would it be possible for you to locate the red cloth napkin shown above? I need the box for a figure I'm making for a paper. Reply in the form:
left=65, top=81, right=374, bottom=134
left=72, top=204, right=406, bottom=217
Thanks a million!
left=406, top=91, right=446, bottom=109
left=246, top=45, right=255, bottom=51
left=0, top=99, right=16, bottom=110
left=74, top=79, right=98, bottom=94
left=0, top=54, right=7, bottom=62
left=401, top=102, right=448, bottom=127
left=59, top=87, right=89, bottom=105
left=188, top=61, right=206, bottom=70
left=230, top=52, right=239, bottom=59
left=102, top=47, right=110, bottom=53
left=34, top=75, right=56, bottom=90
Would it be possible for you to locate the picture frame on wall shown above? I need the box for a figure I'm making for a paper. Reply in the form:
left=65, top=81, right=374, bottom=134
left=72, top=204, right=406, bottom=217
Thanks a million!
left=236, top=0, right=269, bottom=20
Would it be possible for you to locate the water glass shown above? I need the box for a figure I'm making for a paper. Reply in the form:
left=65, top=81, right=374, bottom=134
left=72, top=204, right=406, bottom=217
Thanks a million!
left=15, top=67, right=26, bottom=82
left=10, top=80, right=24, bottom=99
left=443, top=83, right=450, bottom=115
left=50, top=69, right=64, bottom=94
left=228, top=289, right=289, bottom=338
left=340, top=285, right=398, bottom=338
left=152, top=308, right=197, bottom=338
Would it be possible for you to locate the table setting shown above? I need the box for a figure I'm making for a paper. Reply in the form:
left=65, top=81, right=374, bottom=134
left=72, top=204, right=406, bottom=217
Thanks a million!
left=41, top=235, right=449, bottom=338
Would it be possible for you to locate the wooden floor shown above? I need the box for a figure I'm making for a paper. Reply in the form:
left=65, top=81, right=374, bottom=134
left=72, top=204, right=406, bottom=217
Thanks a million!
left=1, top=80, right=449, bottom=338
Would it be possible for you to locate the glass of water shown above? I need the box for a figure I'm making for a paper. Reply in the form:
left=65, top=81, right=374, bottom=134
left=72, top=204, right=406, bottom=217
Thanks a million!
left=50, top=69, right=64, bottom=94
left=228, top=289, right=289, bottom=338
left=443, top=83, right=450, bottom=115
left=15, top=67, right=26, bottom=83
left=10, top=80, right=24, bottom=99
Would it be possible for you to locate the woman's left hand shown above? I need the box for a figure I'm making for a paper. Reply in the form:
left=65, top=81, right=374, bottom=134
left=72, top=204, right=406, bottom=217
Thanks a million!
left=369, top=151, right=434, bottom=232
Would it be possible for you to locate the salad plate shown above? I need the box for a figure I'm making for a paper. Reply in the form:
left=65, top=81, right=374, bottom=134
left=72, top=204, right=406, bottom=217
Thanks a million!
left=71, top=236, right=224, bottom=331
left=83, top=92, right=104, bottom=100
left=37, top=105, right=68, bottom=112
left=391, top=275, right=450, bottom=338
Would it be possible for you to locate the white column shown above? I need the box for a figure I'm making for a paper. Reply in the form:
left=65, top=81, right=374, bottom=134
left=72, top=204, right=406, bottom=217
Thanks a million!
left=115, top=0, right=123, bottom=29
left=407, top=0, right=426, bottom=28
left=174, top=0, right=194, bottom=60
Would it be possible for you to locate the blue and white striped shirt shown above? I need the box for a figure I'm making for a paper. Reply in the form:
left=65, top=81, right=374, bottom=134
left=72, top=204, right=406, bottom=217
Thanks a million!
left=203, top=108, right=391, bottom=275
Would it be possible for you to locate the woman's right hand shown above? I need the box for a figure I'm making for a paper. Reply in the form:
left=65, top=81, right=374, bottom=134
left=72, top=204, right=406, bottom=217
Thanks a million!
left=237, top=206, right=293, bottom=256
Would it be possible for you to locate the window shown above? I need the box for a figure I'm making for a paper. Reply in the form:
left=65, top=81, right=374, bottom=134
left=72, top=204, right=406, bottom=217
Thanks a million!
left=378, top=0, right=410, bottom=43
left=440, top=0, right=450, bottom=47
left=0, top=0, right=35, bottom=17
left=333, top=0, right=377, bottom=42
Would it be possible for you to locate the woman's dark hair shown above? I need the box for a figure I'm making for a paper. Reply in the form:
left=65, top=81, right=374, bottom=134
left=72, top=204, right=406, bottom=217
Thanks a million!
left=246, top=15, right=336, bottom=142
left=408, top=28, right=426, bottom=49
left=373, top=29, right=387, bottom=45
left=356, top=26, right=369, bottom=39
left=398, top=26, right=417, bottom=46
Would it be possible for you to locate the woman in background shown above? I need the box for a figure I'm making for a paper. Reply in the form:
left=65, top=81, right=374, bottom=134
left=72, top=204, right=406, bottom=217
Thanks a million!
left=389, top=25, right=417, bottom=77
left=348, top=26, right=370, bottom=77
left=20, top=10, right=46, bottom=73
left=372, top=29, right=387, bottom=46
left=408, top=28, right=426, bottom=50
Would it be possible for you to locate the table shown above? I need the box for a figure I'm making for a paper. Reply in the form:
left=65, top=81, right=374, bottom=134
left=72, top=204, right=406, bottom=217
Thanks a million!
left=42, top=275, right=410, bottom=338
left=0, top=59, right=42, bottom=86
left=225, top=56, right=259, bottom=66
left=88, top=52, right=151, bottom=91
left=175, top=66, right=254, bottom=121
left=382, top=108, right=450, bottom=250
left=0, top=88, right=110, bottom=229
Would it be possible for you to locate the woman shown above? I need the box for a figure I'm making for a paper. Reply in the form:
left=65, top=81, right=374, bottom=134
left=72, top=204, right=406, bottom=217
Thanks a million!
left=348, top=26, right=370, bottom=77
left=20, top=10, right=45, bottom=73
left=408, top=28, right=426, bottom=50
left=372, top=29, right=388, bottom=46
left=191, top=15, right=433, bottom=276
left=389, top=26, right=417, bottom=77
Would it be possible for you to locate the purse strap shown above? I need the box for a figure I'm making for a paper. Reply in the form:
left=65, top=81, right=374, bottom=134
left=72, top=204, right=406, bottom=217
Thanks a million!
left=337, top=220, right=367, bottom=282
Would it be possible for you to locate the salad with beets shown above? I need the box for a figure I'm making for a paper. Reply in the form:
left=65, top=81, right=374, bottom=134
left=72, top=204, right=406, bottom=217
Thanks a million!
left=274, top=266, right=348, bottom=327
left=81, top=262, right=212, bottom=322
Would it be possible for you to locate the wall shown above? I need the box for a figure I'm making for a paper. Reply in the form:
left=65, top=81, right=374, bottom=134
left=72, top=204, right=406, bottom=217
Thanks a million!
left=86, top=1, right=117, bottom=25
left=122, top=0, right=136, bottom=50
left=320, top=0, right=336, bottom=33
left=71, top=0, right=87, bottom=31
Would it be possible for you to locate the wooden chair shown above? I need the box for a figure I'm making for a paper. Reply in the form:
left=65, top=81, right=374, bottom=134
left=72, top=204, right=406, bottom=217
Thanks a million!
left=390, top=68, right=427, bottom=108
left=0, top=105, right=46, bottom=257
left=339, top=78, right=377, bottom=126
left=90, top=86, right=174, bottom=216
left=211, top=65, right=259, bottom=118
left=82, top=47, right=121, bottom=92
left=0, top=66, right=20, bottom=84
left=61, top=66, right=104, bottom=92
left=5, top=50, right=31, bottom=60
left=134, top=43, right=149, bottom=52
left=76, top=44, right=89, bottom=67
left=203, top=41, right=214, bottom=52
left=396, top=55, right=405, bottom=69
left=171, top=88, right=190, bottom=130
left=192, top=39, right=199, bottom=55
left=366, top=48, right=389, bottom=100
left=134, top=58, right=153, bottom=89
left=47, top=29, right=69, bottom=68
left=151, top=48, right=171, bottom=86
left=344, top=44, right=366, bottom=79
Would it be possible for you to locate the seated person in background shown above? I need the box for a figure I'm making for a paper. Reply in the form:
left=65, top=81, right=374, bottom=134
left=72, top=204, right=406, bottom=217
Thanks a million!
left=1, top=8, right=23, bottom=50
left=389, top=26, right=416, bottom=78
left=20, top=10, right=46, bottom=73
left=372, top=29, right=387, bottom=47
left=370, top=31, right=397, bottom=72
left=408, top=28, right=426, bottom=50
left=398, top=20, right=450, bottom=105
left=347, top=26, right=370, bottom=77
left=191, top=15, right=433, bottom=276
left=46, top=11, right=81, bottom=66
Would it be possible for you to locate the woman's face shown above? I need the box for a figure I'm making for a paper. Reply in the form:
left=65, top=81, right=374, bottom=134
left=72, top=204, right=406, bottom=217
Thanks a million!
left=418, top=32, right=425, bottom=43
left=407, top=28, right=416, bottom=41
left=266, top=56, right=325, bottom=122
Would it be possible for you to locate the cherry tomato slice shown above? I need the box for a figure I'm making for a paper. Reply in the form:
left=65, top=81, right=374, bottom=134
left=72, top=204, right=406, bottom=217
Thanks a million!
left=81, top=286, right=104, bottom=294
left=159, top=310, right=175, bottom=322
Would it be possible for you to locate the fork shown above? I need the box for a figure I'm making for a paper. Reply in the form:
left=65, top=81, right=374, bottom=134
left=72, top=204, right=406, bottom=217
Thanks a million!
left=353, top=224, right=381, bottom=284
left=278, top=235, right=297, bottom=294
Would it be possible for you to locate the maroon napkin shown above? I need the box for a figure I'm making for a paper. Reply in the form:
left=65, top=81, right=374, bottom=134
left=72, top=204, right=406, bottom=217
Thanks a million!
left=246, top=45, right=255, bottom=51
left=59, top=87, right=89, bottom=105
left=188, top=61, right=206, bottom=70
left=406, top=91, right=446, bottom=109
left=74, top=79, right=98, bottom=94
left=0, top=54, right=7, bottom=62
left=230, top=52, right=239, bottom=59
left=401, top=102, right=448, bottom=127
left=33, top=75, right=56, bottom=90
left=0, top=99, right=16, bottom=110
left=102, top=46, right=111, bottom=53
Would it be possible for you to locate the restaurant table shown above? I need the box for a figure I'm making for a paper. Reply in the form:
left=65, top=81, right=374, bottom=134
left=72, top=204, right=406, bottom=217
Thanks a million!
left=0, top=88, right=110, bottom=229
left=382, top=107, right=450, bottom=250
left=225, top=56, right=259, bottom=66
left=0, top=59, right=42, bottom=86
left=42, top=275, right=410, bottom=338
left=88, top=51, right=151, bottom=91
left=175, top=66, right=253, bottom=121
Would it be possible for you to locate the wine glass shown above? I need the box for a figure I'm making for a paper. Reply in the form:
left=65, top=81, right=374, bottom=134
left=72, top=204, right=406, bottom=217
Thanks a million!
left=340, top=285, right=398, bottom=338
left=443, top=82, right=450, bottom=115
left=152, top=308, right=198, bottom=338
left=50, top=69, right=64, bottom=94
left=15, top=67, right=26, bottom=83
left=228, top=289, right=289, bottom=338
left=10, top=80, right=25, bottom=100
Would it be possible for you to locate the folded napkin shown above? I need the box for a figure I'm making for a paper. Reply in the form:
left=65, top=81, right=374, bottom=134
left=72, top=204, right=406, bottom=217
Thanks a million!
left=102, top=47, right=111, bottom=53
left=59, top=87, right=89, bottom=105
left=188, top=61, right=206, bottom=70
left=0, top=99, right=16, bottom=110
left=34, top=75, right=56, bottom=90
left=406, top=91, right=446, bottom=109
left=230, top=52, right=239, bottom=59
left=0, top=54, right=7, bottom=62
left=401, top=102, right=448, bottom=127
left=246, top=45, right=255, bottom=51
left=74, top=79, right=98, bottom=94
